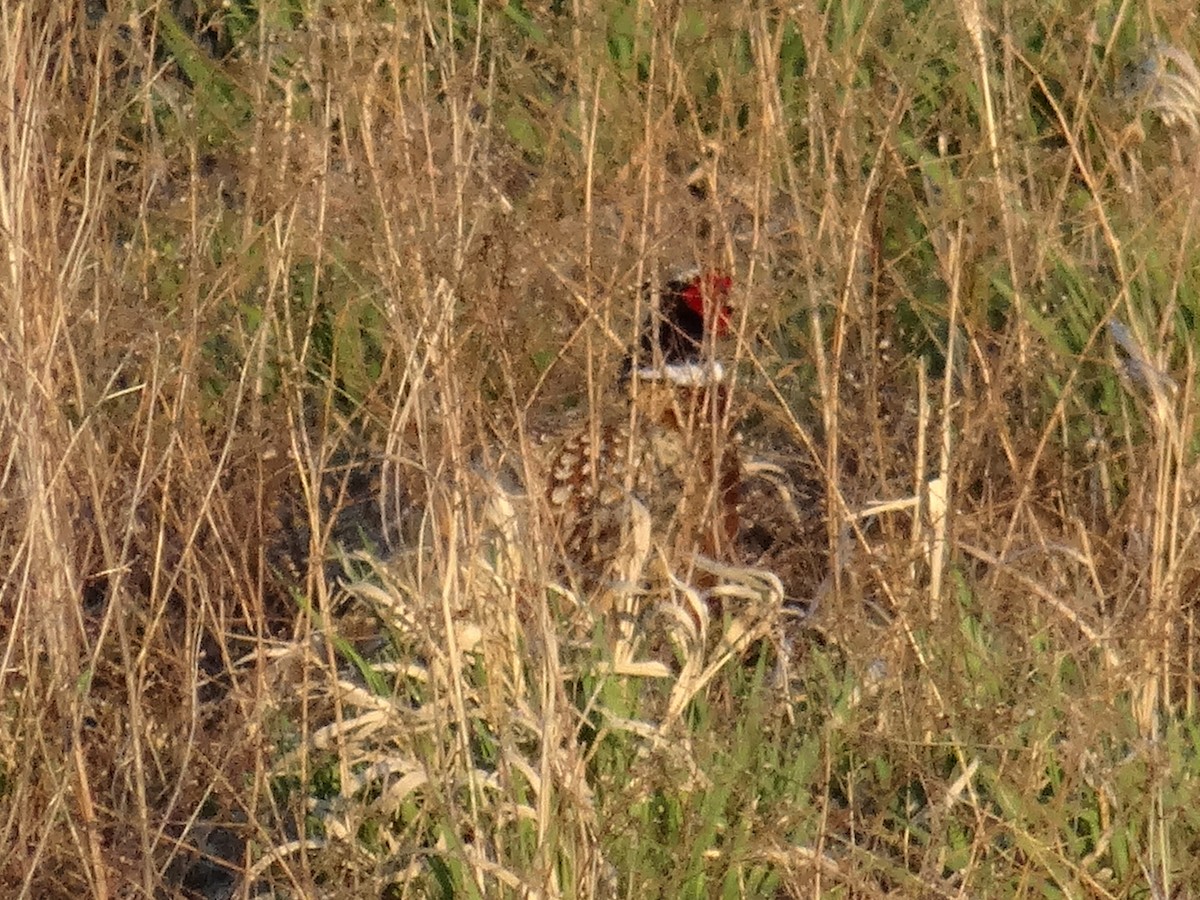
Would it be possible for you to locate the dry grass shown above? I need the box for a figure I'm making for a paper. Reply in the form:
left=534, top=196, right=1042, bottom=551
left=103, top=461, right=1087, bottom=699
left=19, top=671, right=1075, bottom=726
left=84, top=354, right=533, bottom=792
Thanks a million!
left=2, top=0, right=1200, bottom=897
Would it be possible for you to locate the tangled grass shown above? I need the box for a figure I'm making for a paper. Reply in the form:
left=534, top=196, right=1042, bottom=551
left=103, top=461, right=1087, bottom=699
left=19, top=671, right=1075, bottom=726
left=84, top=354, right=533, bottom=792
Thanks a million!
left=2, top=1, right=1200, bottom=897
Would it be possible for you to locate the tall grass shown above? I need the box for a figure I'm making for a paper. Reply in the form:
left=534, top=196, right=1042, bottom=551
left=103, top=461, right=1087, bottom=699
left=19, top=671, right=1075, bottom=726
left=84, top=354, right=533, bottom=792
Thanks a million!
left=1, top=0, right=1199, bottom=896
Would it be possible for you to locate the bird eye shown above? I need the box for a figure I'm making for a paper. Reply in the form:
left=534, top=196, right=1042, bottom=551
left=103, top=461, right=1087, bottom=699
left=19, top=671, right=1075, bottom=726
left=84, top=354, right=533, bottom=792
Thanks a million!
left=681, top=272, right=733, bottom=336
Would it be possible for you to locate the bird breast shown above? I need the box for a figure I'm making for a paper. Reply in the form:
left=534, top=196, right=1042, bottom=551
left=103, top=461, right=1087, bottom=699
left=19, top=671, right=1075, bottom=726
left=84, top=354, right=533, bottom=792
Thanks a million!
left=540, top=384, right=740, bottom=573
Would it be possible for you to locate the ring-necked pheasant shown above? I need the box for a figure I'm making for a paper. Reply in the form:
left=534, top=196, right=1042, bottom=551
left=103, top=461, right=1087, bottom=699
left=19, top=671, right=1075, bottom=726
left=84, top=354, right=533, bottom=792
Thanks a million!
left=540, top=269, right=743, bottom=588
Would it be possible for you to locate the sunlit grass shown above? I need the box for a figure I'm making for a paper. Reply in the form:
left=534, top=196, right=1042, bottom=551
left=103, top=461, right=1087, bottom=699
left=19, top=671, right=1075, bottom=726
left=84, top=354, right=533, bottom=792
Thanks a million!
left=1, top=0, right=1199, bottom=897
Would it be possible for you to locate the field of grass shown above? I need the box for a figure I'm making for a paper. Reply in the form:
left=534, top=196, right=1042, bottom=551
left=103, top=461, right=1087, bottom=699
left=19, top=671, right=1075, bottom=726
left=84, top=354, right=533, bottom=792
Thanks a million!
left=2, top=0, right=1200, bottom=897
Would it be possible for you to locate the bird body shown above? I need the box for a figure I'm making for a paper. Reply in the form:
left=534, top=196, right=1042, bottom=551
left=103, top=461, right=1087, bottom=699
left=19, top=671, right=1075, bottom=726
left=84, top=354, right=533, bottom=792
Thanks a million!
left=539, top=271, right=741, bottom=585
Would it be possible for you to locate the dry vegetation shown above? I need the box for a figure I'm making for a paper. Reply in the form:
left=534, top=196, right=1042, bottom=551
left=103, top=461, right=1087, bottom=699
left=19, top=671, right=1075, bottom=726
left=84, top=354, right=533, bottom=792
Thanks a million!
left=3, top=0, right=1200, bottom=897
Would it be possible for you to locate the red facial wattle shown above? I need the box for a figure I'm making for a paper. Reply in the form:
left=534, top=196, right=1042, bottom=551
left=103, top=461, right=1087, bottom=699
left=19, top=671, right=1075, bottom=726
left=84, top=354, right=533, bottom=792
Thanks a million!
left=681, top=271, right=733, bottom=336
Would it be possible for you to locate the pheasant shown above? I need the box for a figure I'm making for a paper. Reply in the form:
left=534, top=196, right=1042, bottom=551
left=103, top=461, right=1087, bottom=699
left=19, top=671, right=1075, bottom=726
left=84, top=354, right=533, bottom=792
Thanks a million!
left=540, top=269, right=743, bottom=588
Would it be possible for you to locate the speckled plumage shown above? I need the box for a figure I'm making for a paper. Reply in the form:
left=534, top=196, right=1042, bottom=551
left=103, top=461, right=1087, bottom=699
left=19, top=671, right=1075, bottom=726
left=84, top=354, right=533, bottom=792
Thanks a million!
left=541, top=379, right=742, bottom=580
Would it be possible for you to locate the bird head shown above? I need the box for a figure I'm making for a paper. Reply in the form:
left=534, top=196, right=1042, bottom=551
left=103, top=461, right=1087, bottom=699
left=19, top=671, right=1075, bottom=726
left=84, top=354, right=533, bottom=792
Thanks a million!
left=625, top=269, right=733, bottom=386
